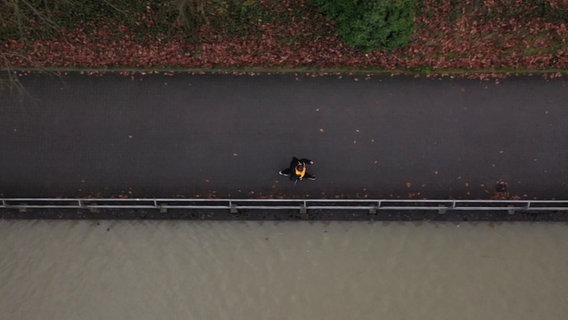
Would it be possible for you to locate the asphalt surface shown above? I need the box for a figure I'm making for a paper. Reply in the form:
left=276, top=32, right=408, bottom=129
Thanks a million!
left=1, top=72, right=567, bottom=199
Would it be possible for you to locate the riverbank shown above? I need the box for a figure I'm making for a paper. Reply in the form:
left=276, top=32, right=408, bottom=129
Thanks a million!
left=1, top=0, right=566, bottom=77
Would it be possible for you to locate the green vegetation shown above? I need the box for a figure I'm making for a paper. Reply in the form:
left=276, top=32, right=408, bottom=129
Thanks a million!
left=311, top=0, right=416, bottom=50
left=0, top=0, right=566, bottom=75
left=0, top=0, right=177, bottom=41
left=1, top=0, right=419, bottom=49
left=0, top=0, right=283, bottom=42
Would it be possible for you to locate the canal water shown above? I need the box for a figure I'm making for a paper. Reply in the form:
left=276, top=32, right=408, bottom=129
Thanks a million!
left=1, top=220, right=567, bottom=319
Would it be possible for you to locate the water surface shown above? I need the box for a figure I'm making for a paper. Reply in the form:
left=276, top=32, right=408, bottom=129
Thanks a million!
left=1, top=221, right=567, bottom=319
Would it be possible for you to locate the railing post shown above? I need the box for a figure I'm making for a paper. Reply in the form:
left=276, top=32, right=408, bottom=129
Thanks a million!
left=230, top=200, right=238, bottom=214
left=367, top=201, right=378, bottom=214
left=300, top=201, right=307, bottom=214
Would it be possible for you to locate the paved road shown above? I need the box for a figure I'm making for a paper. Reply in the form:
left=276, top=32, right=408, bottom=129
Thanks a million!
left=1, top=73, right=566, bottom=199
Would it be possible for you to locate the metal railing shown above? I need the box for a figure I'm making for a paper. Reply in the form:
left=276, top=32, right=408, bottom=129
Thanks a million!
left=2, top=198, right=568, bottom=214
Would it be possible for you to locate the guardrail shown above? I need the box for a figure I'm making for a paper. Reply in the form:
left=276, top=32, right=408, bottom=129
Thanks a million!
left=2, top=198, right=568, bottom=214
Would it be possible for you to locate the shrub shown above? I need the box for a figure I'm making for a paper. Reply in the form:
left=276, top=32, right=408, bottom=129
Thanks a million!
left=311, top=0, right=417, bottom=50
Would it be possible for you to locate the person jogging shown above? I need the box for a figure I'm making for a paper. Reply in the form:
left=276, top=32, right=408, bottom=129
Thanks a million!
left=278, top=157, right=316, bottom=181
